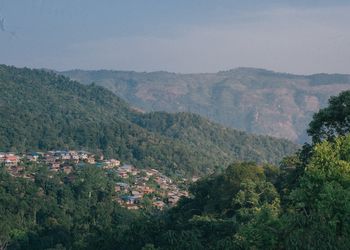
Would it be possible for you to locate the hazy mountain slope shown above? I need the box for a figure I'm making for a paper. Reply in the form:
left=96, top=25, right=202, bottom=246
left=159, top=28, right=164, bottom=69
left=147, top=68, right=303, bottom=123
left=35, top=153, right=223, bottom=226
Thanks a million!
left=62, top=68, right=350, bottom=143
left=0, top=65, right=297, bottom=177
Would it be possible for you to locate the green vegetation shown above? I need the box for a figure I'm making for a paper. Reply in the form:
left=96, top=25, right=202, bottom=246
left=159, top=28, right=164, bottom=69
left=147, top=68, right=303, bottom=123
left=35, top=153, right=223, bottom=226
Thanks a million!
left=308, top=90, right=350, bottom=143
left=0, top=65, right=297, bottom=177
left=0, top=164, right=138, bottom=250
left=62, top=68, right=350, bottom=143
left=3, top=133, right=350, bottom=249
left=1, top=73, right=350, bottom=249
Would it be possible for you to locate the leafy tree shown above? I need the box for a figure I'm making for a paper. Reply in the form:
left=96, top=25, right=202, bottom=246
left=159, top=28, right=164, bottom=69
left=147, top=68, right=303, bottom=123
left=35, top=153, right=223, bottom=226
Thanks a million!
left=308, top=90, right=350, bottom=143
left=284, top=135, right=350, bottom=249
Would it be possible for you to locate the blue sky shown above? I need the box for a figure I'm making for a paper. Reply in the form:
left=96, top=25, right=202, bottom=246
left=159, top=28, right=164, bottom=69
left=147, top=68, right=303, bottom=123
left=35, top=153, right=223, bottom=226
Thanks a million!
left=0, top=0, right=350, bottom=74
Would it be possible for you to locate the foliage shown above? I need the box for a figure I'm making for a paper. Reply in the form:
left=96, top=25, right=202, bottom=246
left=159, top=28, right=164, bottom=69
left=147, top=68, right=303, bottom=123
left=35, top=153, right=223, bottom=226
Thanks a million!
left=2, top=135, right=350, bottom=249
left=0, top=64, right=297, bottom=177
left=308, top=90, right=350, bottom=143
left=0, top=165, right=139, bottom=250
left=3, top=66, right=350, bottom=249
left=283, top=136, right=350, bottom=249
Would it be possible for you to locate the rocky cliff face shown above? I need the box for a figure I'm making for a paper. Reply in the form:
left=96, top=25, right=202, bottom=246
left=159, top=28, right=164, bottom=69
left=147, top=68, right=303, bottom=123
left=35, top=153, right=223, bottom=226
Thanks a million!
left=62, top=68, right=350, bottom=143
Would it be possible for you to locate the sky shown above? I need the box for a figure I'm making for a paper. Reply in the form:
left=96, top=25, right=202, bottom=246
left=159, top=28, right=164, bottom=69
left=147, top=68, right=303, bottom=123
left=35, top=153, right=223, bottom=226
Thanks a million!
left=0, top=0, right=350, bottom=74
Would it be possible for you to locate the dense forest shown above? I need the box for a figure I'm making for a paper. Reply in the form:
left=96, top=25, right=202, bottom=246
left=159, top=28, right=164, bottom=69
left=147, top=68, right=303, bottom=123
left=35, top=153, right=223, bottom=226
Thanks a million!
left=2, top=89, right=350, bottom=249
left=0, top=65, right=297, bottom=177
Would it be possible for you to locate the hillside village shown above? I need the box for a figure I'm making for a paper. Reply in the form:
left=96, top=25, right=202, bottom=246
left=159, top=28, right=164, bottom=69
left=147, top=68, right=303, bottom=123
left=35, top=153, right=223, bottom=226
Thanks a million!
left=0, top=150, right=189, bottom=210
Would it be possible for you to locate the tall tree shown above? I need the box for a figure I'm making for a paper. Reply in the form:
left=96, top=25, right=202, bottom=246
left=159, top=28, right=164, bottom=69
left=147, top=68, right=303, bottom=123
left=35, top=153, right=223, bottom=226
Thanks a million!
left=308, top=90, right=350, bottom=143
left=284, top=135, right=350, bottom=249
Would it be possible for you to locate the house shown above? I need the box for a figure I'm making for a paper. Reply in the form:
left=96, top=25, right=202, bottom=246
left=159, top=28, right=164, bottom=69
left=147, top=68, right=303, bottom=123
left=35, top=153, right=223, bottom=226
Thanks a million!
left=69, top=150, right=78, bottom=156
left=153, top=201, right=165, bottom=210
left=78, top=151, right=89, bottom=160
left=142, top=186, right=154, bottom=194
left=71, top=154, right=80, bottom=161
left=117, top=170, right=129, bottom=178
left=86, top=157, right=95, bottom=164
left=115, top=182, right=129, bottom=192
left=121, top=195, right=140, bottom=205
left=61, top=153, right=71, bottom=160
left=119, top=164, right=134, bottom=173
left=4, top=154, right=19, bottom=167
left=168, top=191, right=177, bottom=197
left=130, top=169, right=139, bottom=176
left=144, top=170, right=154, bottom=177
left=104, top=159, right=120, bottom=169
left=44, top=156, right=56, bottom=164
left=50, top=163, right=60, bottom=172
left=131, top=190, right=142, bottom=198
left=26, top=153, right=39, bottom=162
left=103, top=160, right=120, bottom=169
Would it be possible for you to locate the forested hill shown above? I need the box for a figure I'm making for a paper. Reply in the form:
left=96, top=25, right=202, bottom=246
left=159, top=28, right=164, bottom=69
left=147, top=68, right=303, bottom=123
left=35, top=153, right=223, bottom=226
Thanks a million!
left=0, top=65, right=297, bottom=176
left=62, top=68, right=350, bottom=143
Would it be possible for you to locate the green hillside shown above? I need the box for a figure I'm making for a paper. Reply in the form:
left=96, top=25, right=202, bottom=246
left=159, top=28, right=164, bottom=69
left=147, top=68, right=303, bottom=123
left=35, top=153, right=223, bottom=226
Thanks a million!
left=0, top=65, right=297, bottom=176
left=62, top=68, right=350, bottom=143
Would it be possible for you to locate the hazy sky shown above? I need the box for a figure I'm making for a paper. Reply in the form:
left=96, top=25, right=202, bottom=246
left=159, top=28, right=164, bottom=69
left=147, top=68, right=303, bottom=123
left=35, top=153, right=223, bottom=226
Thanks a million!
left=0, top=0, right=350, bottom=74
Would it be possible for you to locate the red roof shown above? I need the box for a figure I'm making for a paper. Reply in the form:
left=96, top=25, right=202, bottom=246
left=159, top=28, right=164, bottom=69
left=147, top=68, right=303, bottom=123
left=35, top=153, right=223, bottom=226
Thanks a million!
left=5, top=156, right=18, bottom=161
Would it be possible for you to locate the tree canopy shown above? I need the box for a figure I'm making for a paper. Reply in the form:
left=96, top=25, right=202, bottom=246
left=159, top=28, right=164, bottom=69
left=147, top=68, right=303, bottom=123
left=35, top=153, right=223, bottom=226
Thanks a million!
left=0, top=64, right=297, bottom=177
left=308, top=90, right=350, bottom=143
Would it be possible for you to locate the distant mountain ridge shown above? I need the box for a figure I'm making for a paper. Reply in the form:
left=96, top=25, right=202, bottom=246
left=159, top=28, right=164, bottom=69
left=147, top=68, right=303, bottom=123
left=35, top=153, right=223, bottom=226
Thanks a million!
left=0, top=65, right=297, bottom=177
left=62, top=68, right=350, bottom=143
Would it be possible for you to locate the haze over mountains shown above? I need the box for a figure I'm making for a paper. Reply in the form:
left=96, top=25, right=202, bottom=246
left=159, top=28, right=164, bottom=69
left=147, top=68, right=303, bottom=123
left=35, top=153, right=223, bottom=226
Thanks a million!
left=62, top=68, right=350, bottom=143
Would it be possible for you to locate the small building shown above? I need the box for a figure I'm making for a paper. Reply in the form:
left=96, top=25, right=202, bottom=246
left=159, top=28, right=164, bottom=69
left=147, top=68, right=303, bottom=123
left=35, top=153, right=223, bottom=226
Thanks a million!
left=86, top=157, right=95, bottom=164
left=26, top=153, right=39, bottom=162
left=131, top=190, right=142, bottom=198
left=104, top=159, right=120, bottom=169
left=143, top=186, right=154, bottom=194
left=119, top=164, right=134, bottom=173
left=115, top=182, right=129, bottom=192
left=153, top=201, right=165, bottom=210
left=78, top=151, right=89, bottom=160
left=50, top=163, right=60, bottom=172
left=4, top=155, right=19, bottom=167
left=118, top=171, right=128, bottom=179
left=121, top=195, right=140, bottom=205
left=168, top=196, right=180, bottom=205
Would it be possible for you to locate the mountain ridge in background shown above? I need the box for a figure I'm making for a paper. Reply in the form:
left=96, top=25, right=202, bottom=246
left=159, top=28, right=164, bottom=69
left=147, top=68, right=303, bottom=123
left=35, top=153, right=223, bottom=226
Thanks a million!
left=61, top=68, right=350, bottom=143
left=0, top=65, right=297, bottom=177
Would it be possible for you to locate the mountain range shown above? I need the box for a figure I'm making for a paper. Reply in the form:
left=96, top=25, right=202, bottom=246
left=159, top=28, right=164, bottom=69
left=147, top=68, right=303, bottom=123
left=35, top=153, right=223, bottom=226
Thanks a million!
left=62, top=68, right=350, bottom=143
left=0, top=65, right=297, bottom=177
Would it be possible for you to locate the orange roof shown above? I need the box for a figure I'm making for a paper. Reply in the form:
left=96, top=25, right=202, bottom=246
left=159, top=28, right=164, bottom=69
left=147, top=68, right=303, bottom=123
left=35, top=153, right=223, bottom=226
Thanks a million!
left=5, top=156, right=18, bottom=161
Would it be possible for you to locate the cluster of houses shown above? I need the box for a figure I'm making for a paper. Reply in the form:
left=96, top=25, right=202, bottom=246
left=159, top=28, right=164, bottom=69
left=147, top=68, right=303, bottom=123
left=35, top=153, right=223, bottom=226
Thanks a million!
left=0, top=150, right=119, bottom=175
left=114, top=167, right=189, bottom=210
left=0, top=151, right=189, bottom=210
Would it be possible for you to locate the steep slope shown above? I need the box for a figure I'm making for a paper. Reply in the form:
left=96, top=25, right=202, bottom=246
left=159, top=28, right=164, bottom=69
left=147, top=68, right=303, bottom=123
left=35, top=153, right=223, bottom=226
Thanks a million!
left=62, top=68, right=350, bottom=143
left=0, top=65, right=297, bottom=176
